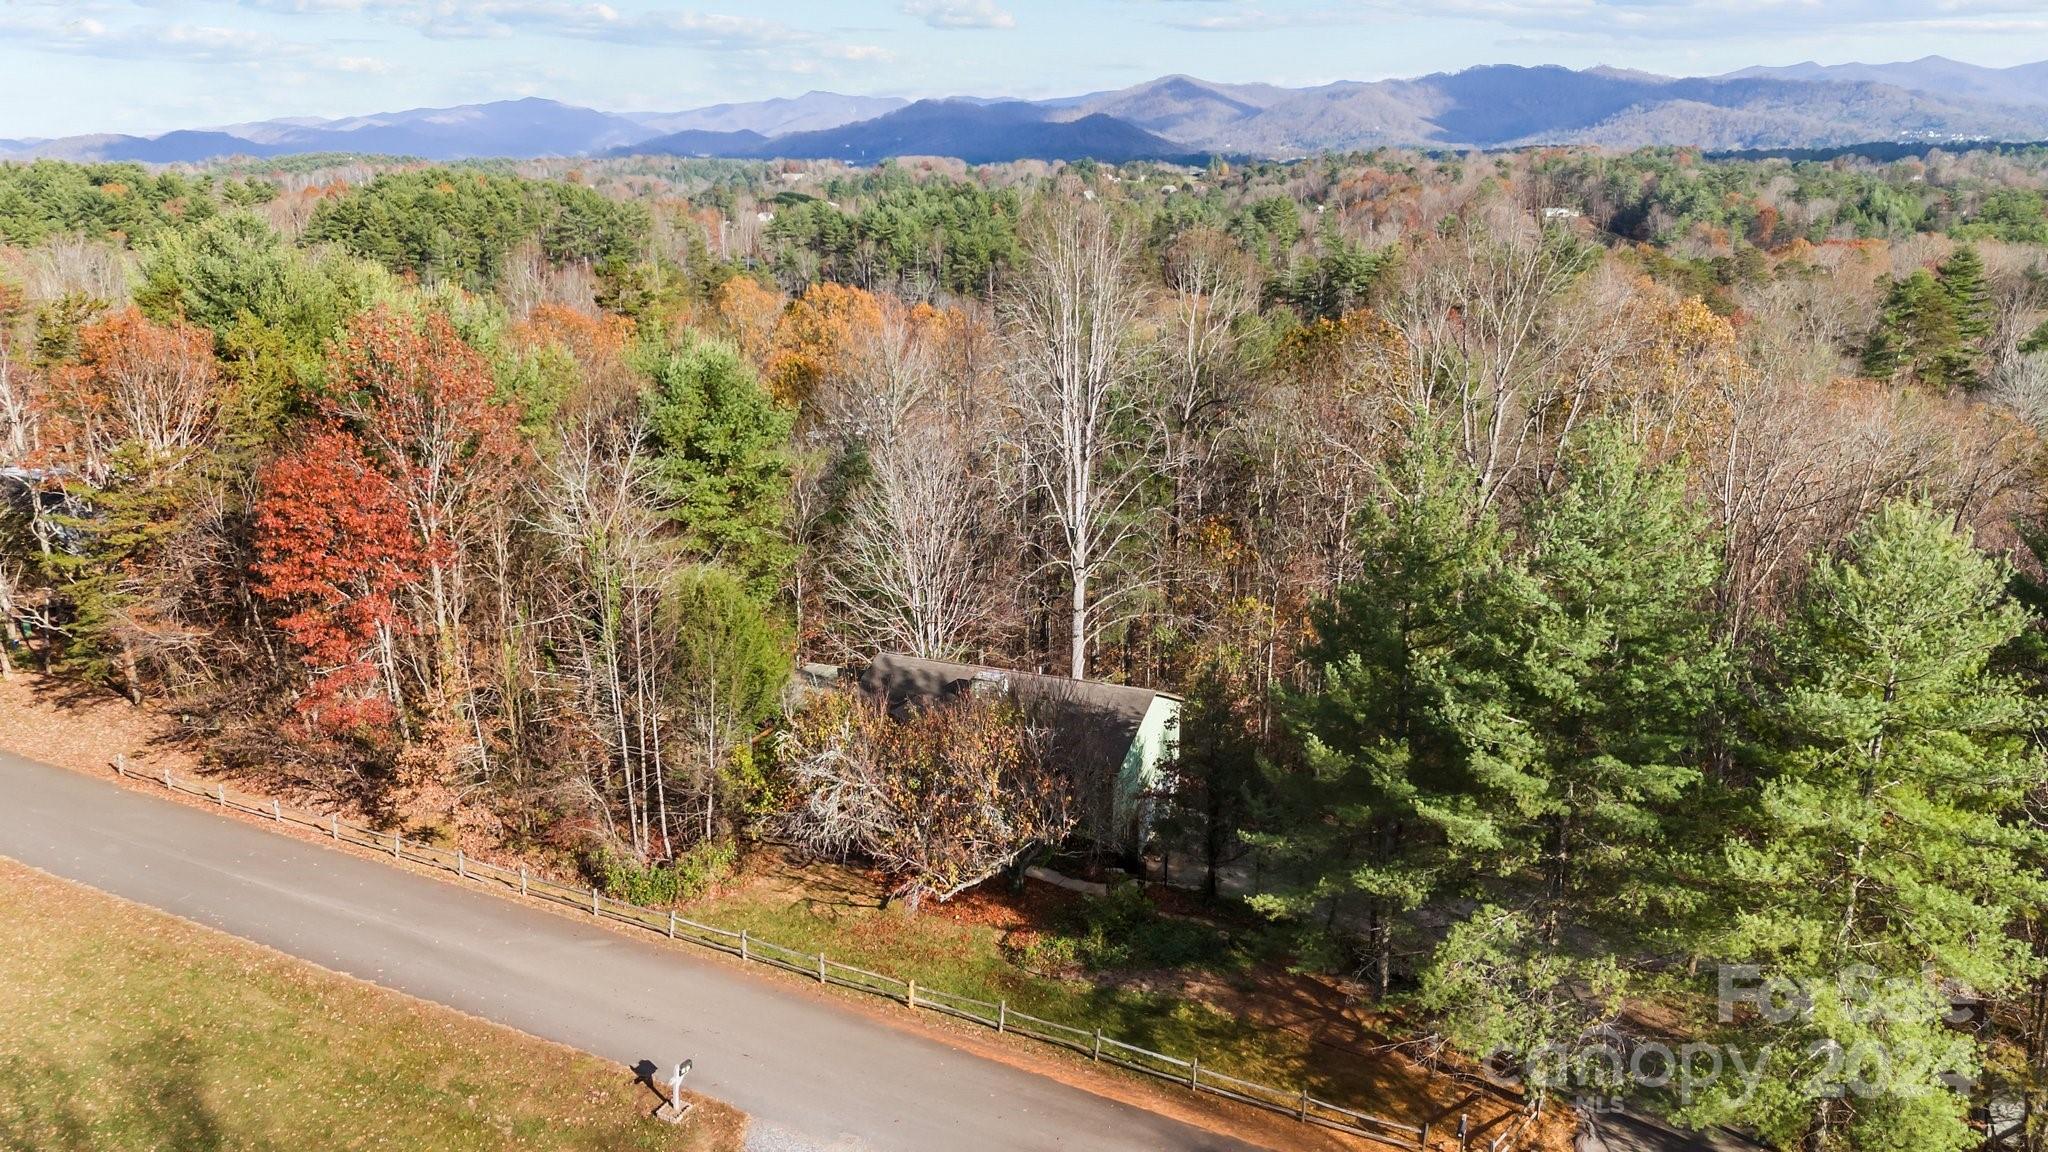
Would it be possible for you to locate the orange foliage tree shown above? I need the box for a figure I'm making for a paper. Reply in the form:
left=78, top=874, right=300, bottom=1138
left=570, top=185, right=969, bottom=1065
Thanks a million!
left=42, top=307, right=219, bottom=482
left=513, top=303, right=634, bottom=370
left=253, top=427, right=424, bottom=734
left=711, top=277, right=783, bottom=368
left=509, top=302, right=639, bottom=414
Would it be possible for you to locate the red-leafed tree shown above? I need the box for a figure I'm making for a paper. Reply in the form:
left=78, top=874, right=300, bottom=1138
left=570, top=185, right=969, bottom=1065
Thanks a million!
left=323, top=306, right=524, bottom=745
left=253, top=426, right=424, bottom=736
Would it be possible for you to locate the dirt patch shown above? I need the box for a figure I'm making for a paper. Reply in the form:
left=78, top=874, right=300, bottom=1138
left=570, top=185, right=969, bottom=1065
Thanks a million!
left=0, top=672, right=206, bottom=778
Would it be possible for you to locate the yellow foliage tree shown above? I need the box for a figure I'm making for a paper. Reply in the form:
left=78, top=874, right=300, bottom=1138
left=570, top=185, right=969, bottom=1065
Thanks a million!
left=765, top=282, right=886, bottom=410
left=711, top=277, right=783, bottom=370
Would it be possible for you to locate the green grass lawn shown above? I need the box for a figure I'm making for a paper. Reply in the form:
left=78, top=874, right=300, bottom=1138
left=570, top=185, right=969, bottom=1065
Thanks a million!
left=686, top=854, right=1475, bottom=1130
left=0, top=856, right=745, bottom=1152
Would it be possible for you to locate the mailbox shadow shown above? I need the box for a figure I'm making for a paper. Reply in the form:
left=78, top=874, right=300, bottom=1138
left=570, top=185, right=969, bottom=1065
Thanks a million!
left=630, top=1059, right=664, bottom=1114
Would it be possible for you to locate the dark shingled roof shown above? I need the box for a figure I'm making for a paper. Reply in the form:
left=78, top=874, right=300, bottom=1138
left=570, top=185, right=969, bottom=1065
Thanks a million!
left=857, top=654, right=1172, bottom=724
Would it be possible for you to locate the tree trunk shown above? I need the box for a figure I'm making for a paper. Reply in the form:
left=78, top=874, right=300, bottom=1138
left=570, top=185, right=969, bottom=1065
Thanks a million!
left=118, top=645, right=141, bottom=705
left=1070, top=565, right=1089, bottom=681
left=0, top=593, right=16, bottom=680
left=1369, top=905, right=1392, bottom=1000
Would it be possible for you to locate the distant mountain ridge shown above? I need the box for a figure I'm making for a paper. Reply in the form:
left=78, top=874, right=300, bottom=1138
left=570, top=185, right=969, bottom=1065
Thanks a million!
left=3, top=99, right=656, bottom=164
left=1058, top=64, right=2048, bottom=153
left=629, top=92, right=910, bottom=137
left=5, top=58, right=2048, bottom=166
left=623, top=100, right=1200, bottom=165
left=1727, top=56, right=2048, bottom=108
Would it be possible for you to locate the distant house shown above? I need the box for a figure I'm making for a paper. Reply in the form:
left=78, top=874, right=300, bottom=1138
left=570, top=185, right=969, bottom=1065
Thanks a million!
left=0, top=468, right=30, bottom=524
left=0, top=466, right=74, bottom=533
left=856, top=653, right=1180, bottom=858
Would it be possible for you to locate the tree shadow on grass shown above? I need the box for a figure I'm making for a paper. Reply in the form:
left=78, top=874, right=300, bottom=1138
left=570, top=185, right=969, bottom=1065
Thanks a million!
left=0, top=1030, right=246, bottom=1152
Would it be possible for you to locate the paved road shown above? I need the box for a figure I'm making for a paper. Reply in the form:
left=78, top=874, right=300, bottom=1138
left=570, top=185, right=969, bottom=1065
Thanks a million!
left=0, top=749, right=1264, bottom=1152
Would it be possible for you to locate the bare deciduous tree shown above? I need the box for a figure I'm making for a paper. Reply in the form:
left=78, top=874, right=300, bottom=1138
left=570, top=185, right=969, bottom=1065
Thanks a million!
left=828, top=423, right=992, bottom=661
left=536, top=407, right=680, bottom=859
left=0, top=555, right=23, bottom=679
left=0, top=285, right=33, bottom=467
left=23, top=236, right=130, bottom=307
left=1159, top=228, right=1255, bottom=545
left=1002, top=204, right=1157, bottom=680
left=823, top=305, right=997, bottom=661
left=778, top=690, right=1071, bottom=910
left=1392, top=207, right=1601, bottom=507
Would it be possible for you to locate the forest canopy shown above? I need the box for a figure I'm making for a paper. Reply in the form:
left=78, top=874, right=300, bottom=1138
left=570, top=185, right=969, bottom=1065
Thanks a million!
left=4, top=142, right=2048, bottom=1151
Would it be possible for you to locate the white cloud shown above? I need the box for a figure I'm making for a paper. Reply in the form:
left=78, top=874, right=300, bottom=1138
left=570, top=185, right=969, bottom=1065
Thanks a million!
left=232, top=0, right=891, bottom=72
left=823, top=44, right=899, bottom=63
left=902, top=0, right=1016, bottom=30
left=1152, top=0, right=2048, bottom=42
left=242, top=1, right=854, bottom=46
left=0, top=8, right=317, bottom=65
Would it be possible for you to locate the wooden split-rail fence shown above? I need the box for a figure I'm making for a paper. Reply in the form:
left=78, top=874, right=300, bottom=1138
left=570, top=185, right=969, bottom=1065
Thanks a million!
left=113, top=753, right=1507, bottom=1150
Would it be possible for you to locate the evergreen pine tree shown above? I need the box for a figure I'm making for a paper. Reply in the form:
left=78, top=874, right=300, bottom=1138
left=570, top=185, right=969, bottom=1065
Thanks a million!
left=1513, top=429, right=1726, bottom=940
left=641, top=338, right=796, bottom=599
left=1682, top=501, right=2048, bottom=1151
left=1934, top=246, right=1992, bottom=389
left=1414, top=430, right=1725, bottom=1103
left=2022, top=318, right=2048, bottom=356
left=40, top=447, right=188, bottom=702
left=1157, top=653, right=1263, bottom=901
left=1864, top=254, right=1994, bottom=391
left=1253, top=430, right=1537, bottom=994
left=1937, top=245, right=1992, bottom=345
left=1863, top=269, right=1960, bottom=386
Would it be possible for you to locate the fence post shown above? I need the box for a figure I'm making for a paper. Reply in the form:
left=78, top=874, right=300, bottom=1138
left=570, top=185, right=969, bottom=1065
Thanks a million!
left=115, top=753, right=125, bottom=777
left=998, top=999, right=1007, bottom=1033
left=740, top=929, right=750, bottom=962
left=818, top=952, right=827, bottom=983
left=330, top=814, right=338, bottom=839
left=591, top=887, right=599, bottom=916
left=456, top=849, right=465, bottom=879
left=393, top=831, right=401, bottom=859
left=216, top=785, right=225, bottom=807
left=1092, top=1029, right=1102, bottom=1061
left=271, top=799, right=280, bottom=821
left=669, top=910, right=677, bottom=939
left=162, top=767, right=171, bottom=788
left=1189, top=1057, right=1199, bottom=1090
left=1298, top=1087, right=1309, bottom=1121
left=519, top=866, right=527, bottom=897
left=906, top=979, right=916, bottom=1008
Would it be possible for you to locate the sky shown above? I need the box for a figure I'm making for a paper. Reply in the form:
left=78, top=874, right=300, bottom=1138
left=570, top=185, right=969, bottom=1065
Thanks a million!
left=3, top=0, right=2047, bottom=139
